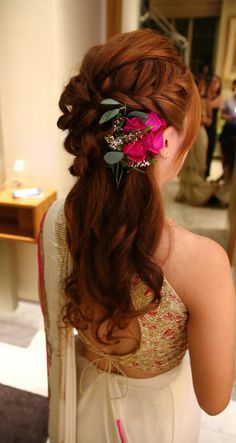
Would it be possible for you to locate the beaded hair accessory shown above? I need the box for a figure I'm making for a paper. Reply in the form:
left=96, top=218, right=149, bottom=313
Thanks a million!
left=99, top=99, right=166, bottom=185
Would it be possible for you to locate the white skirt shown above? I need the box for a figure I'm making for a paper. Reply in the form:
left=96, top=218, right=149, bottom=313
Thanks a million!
left=76, top=356, right=201, bottom=443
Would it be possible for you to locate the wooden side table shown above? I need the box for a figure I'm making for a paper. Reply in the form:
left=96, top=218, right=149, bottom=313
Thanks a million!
left=0, top=188, right=57, bottom=311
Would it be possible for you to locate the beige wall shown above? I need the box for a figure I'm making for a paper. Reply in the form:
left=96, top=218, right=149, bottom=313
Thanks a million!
left=121, top=0, right=140, bottom=32
left=0, top=0, right=105, bottom=302
left=215, top=0, right=236, bottom=88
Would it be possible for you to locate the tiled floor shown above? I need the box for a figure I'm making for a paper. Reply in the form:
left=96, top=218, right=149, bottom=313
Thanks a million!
left=0, top=160, right=235, bottom=442
left=0, top=301, right=47, bottom=397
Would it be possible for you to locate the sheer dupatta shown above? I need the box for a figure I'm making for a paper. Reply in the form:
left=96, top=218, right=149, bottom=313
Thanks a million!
left=38, top=200, right=77, bottom=443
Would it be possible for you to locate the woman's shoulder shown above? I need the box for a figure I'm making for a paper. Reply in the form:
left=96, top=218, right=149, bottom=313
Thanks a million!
left=162, top=222, right=232, bottom=309
left=172, top=222, right=226, bottom=257
left=173, top=222, right=229, bottom=279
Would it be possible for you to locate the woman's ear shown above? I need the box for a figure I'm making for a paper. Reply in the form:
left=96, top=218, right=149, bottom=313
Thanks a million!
left=161, top=125, right=186, bottom=159
left=159, top=139, right=170, bottom=159
left=160, top=126, right=176, bottom=159
left=162, top=125, right=175, bottom=140
left=156, top=125, right=187, bottom=185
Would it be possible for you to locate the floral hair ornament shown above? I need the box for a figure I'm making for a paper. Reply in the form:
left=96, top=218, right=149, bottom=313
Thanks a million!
left=99, top=98, right=166, bottom=185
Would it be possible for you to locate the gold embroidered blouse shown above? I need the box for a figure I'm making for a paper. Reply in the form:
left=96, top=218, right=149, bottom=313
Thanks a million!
left=77, top=276, right=189, bottom=375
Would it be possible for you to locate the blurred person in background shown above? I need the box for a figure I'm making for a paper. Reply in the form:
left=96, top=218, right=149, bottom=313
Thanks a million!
left=175, top=76, right=219, bottom=205
left=205, top=75, right=223, bottom=178
left=219, top=78, right=236, bottom=183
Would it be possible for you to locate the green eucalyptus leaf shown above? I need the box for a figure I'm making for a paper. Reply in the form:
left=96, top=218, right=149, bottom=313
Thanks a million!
left=104, top=151, right=124, bottom=165
left=101, top=98, right=122, bottom=106
left=99, top=108, right=120, bottom=124
left=127, top=111, right=148, bottom=121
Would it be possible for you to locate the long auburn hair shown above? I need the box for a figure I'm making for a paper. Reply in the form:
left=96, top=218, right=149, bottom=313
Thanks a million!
left=57, top=29, right=200, bottom=343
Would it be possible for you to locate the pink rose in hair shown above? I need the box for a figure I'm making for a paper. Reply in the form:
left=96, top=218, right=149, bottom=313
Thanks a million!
left=123, top=112, right=166, bottom=162
left=123, top=139, right=147, bottom=162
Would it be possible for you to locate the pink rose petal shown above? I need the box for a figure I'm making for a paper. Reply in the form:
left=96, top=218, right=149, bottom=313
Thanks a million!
left=124, top=117, right=145, bottom=133
left=151, top=132, right=164, bottom=151
left=123, top=140, right=146, bottom=162
left=145, top=112, right=166, bottom=131
left=141, top=132, right=163, bottom=154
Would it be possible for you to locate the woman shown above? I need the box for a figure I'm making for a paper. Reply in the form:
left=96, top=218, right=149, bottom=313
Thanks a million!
left=175, top=78, right=218, bottom=205
left=38, top=29, right=235, bottom=443
left=205, top=75, right=223, bottom=177
left=220, top=78, right=236, bottom=182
